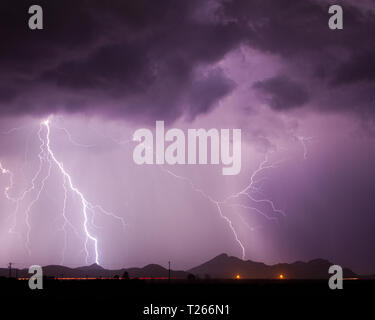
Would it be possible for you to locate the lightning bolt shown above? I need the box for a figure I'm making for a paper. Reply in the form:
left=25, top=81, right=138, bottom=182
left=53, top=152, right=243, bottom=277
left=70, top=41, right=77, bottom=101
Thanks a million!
left=55, top=124, right=96, bottom=148
left=0, top=161, right=20, bottom=239
left=1, top=117, right=311, bottom=265
left=42, top=118, right=126, bottom=264
left=0, top=161, right=14, bottom=202
left=24, top=123, right=53, bottom=255
left=160, top=166, right=247, bottom=259
left=224, top=154, right=286, bottom=219
left=161, top=135, right=312, bottom=260
left=296, top=136, right=314, bottom=160
left=122, top=134, right=288, bottom=261
left=160, top=153, right=285, bottom=260
left=1, top=125, right=27, bottom=135
left=1, top=125, right=46, bottom=241
left=1, top=117, right=126, bottom=266
left=43, top=118, right=99, bottom=263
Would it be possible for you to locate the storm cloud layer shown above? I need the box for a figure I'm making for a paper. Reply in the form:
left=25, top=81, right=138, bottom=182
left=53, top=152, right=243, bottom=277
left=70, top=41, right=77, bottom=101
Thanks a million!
left=0, top=0, right=242, bottom=121
left=0, top=0, right=374, bottom=121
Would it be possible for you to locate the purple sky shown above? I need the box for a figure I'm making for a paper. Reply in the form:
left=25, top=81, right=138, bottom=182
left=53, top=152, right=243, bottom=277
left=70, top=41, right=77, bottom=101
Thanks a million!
left=0, top=0, right=374, bottom=274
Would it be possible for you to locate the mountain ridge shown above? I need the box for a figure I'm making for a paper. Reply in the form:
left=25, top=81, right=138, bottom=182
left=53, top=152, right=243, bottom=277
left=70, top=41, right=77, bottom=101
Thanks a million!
left=0, top=253, right=365, bottom=279
left=187, top=253, right=358, bottom=279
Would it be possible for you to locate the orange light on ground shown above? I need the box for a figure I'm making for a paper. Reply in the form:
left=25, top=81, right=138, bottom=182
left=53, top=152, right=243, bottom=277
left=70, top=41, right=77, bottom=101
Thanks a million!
left=235, top=274, right=241, bottom=279
left=279, top=274, right=284, bottom=279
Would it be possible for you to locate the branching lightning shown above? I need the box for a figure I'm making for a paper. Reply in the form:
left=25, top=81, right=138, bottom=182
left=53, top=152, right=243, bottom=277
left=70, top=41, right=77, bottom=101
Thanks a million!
left=1, top=125, right=46, bottom=239
left=55, top=124, right=96, bottom=148
left=0, top=117, right=312, bottom=265
left=122, top=135, right=300, bottom=261
left=224, top=154, right=286, bottom=218
left=0, top=162, right=14, bottom=202
left=0, top=117, right=126, bottom=265
left=160, top=166, right=247, bottom=259
left=296, top=136, right=314, bottom=160
left=160, top=153, right=286, bottom=260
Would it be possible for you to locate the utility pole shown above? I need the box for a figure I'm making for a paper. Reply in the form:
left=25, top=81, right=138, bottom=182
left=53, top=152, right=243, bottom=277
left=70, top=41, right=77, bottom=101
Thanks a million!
left=8, top=262, right=13, bottom=278
left=168, top=261, right=171, bottom=283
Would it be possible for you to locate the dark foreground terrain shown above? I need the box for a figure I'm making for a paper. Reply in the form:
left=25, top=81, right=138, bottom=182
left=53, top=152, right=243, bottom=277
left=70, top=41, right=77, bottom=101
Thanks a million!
left=0, top=278, right=373, bottom=318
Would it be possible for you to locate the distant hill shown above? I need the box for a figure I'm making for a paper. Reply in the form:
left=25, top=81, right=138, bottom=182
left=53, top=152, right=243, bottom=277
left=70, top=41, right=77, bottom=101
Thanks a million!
left=0, top=262, right=187, bottom=279
left=188, top=253, right=357, bottom=279
left=0, top=254, right=360, bottom=279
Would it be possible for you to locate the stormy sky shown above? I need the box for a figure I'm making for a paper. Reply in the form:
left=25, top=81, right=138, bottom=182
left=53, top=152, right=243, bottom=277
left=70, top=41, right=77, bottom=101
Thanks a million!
left=0, top=0, right=374, bottom=274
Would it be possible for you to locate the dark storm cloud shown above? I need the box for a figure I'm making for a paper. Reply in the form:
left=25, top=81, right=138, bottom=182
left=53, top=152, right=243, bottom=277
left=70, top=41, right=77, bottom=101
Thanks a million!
left=219, top=0, right=375, bottom=116
left=332, top=52, right=375, bottom=85
left=220, top=0, right=375, bottom=58
left=188, top=69, right=235, bottom=119
left=0, top=0, right=374, bottom=120
left=0, top=0, right=244, bottom=122
left=253, top=75, right=309, bottom=110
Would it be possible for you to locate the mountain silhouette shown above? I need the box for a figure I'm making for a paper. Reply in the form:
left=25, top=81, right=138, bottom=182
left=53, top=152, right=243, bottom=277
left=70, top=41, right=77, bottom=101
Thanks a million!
left=188, top=254, right=358, bottom=279
left=88, top=263, right=104, bottom=269
left=0, top=253, right=361, bottom=279
left=0, top=263, right=187, bottom=278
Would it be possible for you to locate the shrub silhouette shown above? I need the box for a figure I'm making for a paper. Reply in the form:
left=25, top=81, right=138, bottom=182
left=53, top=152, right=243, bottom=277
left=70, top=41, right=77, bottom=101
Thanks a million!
left=122, top=271, right=130, bottom=280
